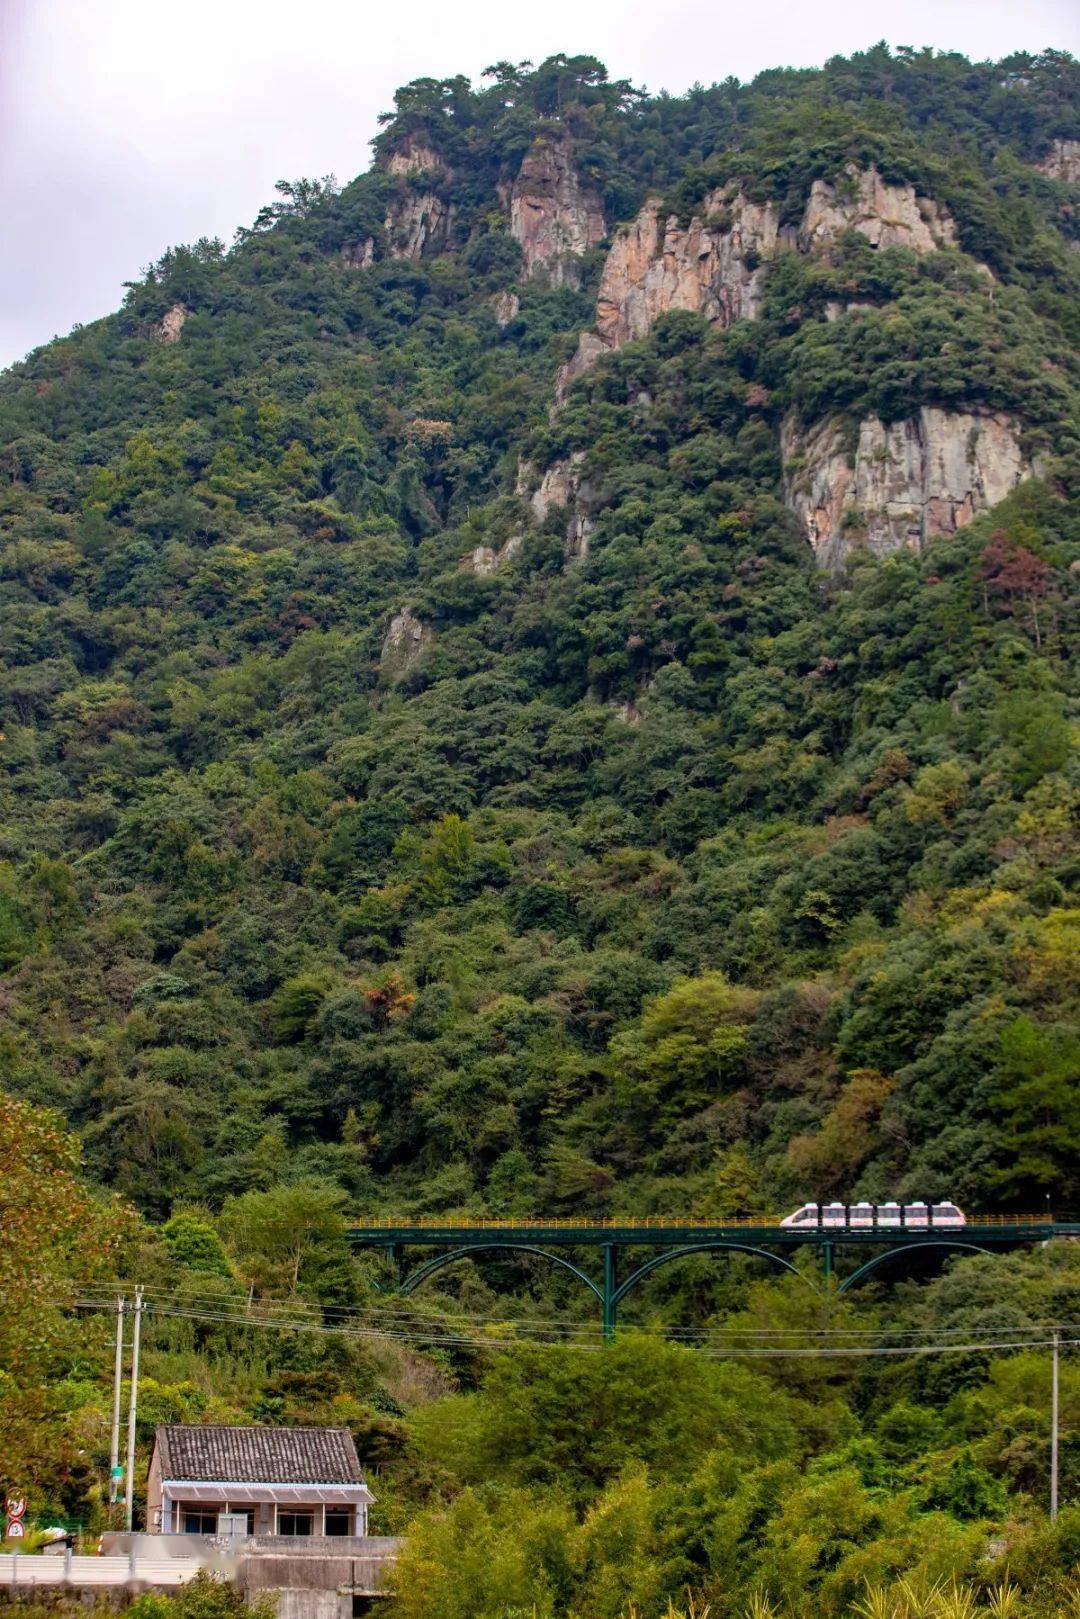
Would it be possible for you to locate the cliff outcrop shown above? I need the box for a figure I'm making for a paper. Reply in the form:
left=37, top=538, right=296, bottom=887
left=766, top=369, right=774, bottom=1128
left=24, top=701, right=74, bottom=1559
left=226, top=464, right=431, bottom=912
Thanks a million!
left=556, top=166, right=958, bottom=401
left=462, top=535, right=523, bottom=575
left=509, top=137, right=605, bottom=286
left=157, top=304, right=188, bottom=344
left=381, top=607, right=431, bottom=677
left=557, top=190, right=781, bottom=398
left=1036, top=139, right=1080, bottom=183
left=781, top=408, right=1029, bottom=569
left=518, top=453, right=595, bottom=558
left=342, top=239, right=375, bottom=269
left=384, top=192, right=453, bottom=260
left=491, top=290, right=520, bottom=328
left=384, top=135, right=446, bottom=179
left=596, top=192, right=782, bottom=345
left=799, top=166, right=956, bottom=254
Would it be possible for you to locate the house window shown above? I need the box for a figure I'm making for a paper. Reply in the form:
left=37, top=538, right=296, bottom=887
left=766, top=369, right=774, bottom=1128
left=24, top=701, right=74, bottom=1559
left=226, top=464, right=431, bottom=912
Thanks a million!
left=181, top=1508, right=218, bottom=1534
left=226, top=1506, right=255, bottom=1535
left=277, top=1511, right=314, bottom=1537
left=324, top=1509, right=352, bottom=1536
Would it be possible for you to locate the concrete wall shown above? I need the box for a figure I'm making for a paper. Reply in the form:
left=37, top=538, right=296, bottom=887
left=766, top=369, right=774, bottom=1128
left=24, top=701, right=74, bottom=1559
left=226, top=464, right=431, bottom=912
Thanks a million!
left=266, top=1591, right=348, bottom=1619
left=237, top=1540, right=400, bottom=1599
left=146, top=1447, right=163, bottom=1530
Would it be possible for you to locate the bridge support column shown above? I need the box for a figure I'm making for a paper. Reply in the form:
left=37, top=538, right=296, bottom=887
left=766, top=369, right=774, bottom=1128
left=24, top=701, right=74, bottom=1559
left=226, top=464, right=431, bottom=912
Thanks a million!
left=603, top=1245, right=617, bottom=1341
left=385, top=1243, right=402, bottom=1288
left=822, top=1242, right=833, bottom=1283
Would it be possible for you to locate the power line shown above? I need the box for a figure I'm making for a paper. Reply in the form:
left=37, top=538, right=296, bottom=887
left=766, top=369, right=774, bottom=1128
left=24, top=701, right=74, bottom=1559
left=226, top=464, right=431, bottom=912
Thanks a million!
left=64, top=1290, right=1080, bottom=1342
left=77, top=1281, right=1080, bottom=1338
left=59, top=1295, right=1080, bottom=1361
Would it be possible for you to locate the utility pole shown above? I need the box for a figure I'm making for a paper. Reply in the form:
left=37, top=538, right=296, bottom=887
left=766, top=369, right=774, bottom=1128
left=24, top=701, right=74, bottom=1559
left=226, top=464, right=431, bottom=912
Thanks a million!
left=124, top=1289, right=143, bottom=1532
left=108, top=1296, right=125, bottom=1510
left=1051, top=1330, right=1060, bottom=1522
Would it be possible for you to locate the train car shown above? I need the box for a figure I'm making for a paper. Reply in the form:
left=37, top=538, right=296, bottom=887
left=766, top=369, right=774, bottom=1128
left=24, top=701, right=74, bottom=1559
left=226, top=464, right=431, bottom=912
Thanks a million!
left=780, top=1200, right=966, bottom=1229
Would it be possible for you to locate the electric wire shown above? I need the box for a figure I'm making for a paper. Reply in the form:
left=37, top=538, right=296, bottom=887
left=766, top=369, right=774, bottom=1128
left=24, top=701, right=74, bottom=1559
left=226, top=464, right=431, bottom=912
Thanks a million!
left=76, top=1282, right=1080, bottom=1339
left=67, top=1285, right=1080, bottom=1342
left=57, top=1294, right=1080, bottom=1360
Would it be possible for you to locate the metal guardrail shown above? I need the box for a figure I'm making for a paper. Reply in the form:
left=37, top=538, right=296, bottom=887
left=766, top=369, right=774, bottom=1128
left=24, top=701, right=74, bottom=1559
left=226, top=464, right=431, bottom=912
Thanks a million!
left=0, top=1554, right=205, bottom=1587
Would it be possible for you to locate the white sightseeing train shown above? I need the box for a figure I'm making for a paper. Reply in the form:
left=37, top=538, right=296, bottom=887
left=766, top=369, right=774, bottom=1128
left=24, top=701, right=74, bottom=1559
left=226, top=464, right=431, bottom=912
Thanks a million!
left=780, top=1200, right=966, bottom=1229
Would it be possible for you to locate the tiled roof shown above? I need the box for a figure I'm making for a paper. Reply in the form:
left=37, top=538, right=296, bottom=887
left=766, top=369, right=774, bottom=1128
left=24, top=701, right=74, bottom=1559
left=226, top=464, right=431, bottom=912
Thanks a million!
left=156, top=1425, right=364, bottom=1483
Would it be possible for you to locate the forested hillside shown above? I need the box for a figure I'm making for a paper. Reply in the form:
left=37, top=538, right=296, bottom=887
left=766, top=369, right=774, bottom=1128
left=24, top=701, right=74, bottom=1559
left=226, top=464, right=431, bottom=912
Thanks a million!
left=1, top=44, right=1079, bottom=1616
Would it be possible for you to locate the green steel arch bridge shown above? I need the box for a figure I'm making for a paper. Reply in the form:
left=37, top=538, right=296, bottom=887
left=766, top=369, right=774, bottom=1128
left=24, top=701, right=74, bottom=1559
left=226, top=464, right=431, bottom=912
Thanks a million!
left=347, top=1215, right=1080, bottom=1338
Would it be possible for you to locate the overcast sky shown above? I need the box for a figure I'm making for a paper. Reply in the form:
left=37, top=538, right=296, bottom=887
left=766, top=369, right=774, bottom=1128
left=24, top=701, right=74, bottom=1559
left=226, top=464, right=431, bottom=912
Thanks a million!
left=2, top=0, right=1077, bottom=371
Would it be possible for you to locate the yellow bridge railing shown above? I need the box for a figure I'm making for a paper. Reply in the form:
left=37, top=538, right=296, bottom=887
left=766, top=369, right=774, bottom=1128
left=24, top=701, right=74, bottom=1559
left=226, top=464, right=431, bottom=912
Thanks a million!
left=347, top=1213, right=1059, bottom=1231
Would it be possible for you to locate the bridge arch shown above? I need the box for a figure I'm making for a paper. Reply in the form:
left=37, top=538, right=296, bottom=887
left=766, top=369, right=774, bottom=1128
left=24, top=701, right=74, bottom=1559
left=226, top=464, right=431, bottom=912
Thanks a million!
left=397, top=1243, right=604, bottom=1305
left=837, top=1240, right=991, bottom=1293
left=613, top=1242, right=816, bottom=1309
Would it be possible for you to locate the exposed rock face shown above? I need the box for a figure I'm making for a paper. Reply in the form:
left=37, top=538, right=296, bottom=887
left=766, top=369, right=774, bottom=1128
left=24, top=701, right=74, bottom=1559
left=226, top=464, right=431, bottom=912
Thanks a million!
left=518, top=453, right=595, bottom=559
left=491, top=290, right=520, bottom=328
left=381, top=607, right=431, bottom=677
left=342, top=238, right=375, bottom=269
left=556, top=190, right=784, bottom=399
left=461, top=534, right=523, bottom=575
left=556, top=331, right=609, bottom=400
left=555, top=166, right=958, bottom=402
left=384, top=194, right=453, bottom=260
left=781, top=408, right=1029, bottom=569
left=157, top=304, right=187, bottom=344
left=824, top=299, right=875, bottom=322
left=800, top=166, right=956, bottom=253
left=526, top=453, right=586, bottom=521
left=608, top=696, right=644, bottom=725
left=1036, top=139, right=1080, bottom=183
left=599, top=192, right=782, bottom=343
left=509, top=137, right=605, bottom=286
left=385, top=136, right=446, bottom=179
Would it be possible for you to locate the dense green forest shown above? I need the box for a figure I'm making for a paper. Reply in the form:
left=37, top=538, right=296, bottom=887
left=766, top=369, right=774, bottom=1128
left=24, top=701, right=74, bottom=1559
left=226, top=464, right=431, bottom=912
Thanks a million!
left=1, top=42, right=1078, bottom=1617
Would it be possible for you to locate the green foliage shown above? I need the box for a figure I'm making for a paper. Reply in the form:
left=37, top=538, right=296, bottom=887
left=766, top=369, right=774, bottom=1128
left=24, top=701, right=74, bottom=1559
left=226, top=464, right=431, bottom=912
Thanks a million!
left=412, top=1335, right=809, bottom=1503
left=128, top=1576, right=276, bottom=1619
left=0, top=40, right=1077, bottom=1611
left=161, top=1211, right=234, bottom=1277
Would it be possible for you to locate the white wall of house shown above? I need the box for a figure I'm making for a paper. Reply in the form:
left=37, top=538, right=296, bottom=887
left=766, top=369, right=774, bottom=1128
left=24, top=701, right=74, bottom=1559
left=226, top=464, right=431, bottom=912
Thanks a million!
left=159, top=1492, right=367, bottom=1537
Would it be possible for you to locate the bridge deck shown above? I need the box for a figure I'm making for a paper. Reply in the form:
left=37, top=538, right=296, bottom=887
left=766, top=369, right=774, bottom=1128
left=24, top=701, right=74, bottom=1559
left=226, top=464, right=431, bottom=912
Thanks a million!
left=347, top=1218, right=1076, bottom=1248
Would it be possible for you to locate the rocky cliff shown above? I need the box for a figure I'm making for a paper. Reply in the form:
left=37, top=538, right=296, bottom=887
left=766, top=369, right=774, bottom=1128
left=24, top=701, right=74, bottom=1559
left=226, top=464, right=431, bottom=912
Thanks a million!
left=461, top=534, right=523, bottom=575
left=384, top=135, right=446, bottom=179
left=518, top=453, right=595, bottom=557
left=509, top=137, right=605, bottom=286
left=157, top=304, right=187, bottom=344
left=781, top=408, right=1030, bottom=569
left=341, top=238, right=375, bottom=269
left=381, top=606, right=431, bottom=677
left=557, top=166, right=958, bottom=400
left=557, top=189, right=782, bottom=398
left=383, top=192, right=454, bottom=260
left=1036, top=139, right=1080, bottom=183
left=799, top=166, right=956, bottom=254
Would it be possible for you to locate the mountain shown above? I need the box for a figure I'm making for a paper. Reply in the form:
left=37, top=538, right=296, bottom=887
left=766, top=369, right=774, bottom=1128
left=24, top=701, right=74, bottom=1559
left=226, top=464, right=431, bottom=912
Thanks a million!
left=1, top=49, right=1079, bottom=1606
left=2, top=48, right=1076, bottom=1221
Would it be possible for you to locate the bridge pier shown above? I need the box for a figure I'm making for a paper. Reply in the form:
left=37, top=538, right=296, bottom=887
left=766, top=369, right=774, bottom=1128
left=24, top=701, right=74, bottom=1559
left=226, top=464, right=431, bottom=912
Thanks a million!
left=602, top=1245, right=617, bottom=1341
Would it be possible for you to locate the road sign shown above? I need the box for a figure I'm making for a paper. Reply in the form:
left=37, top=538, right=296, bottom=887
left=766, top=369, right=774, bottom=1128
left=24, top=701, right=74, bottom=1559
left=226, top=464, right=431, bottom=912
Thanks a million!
left=6, top=1498, right=25, bottom=1521
left=5, top=1521, right=24, bottom=1539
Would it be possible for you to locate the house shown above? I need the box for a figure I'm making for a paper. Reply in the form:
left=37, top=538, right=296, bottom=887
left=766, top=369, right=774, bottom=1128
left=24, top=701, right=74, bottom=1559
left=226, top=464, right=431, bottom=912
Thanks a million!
left=147, top=1425, right=374, bottom=1538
